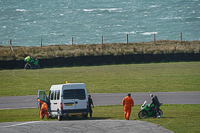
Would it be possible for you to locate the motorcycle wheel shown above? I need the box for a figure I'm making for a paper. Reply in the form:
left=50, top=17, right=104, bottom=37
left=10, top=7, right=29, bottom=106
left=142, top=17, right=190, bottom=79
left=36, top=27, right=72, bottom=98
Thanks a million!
left=158, top=109, right=163, bottom=116
left=36, top=64, right=40, bottom=69
left=138, top=110, right=147, bottom=119
left=24, top=63, right=31, bottom=69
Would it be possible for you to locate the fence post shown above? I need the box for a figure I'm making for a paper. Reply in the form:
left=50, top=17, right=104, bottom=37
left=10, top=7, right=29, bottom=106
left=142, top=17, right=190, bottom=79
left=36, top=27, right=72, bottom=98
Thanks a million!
left=127, top=34, right=128, bottom=45
left=180, top=32, right=182, bottom=42
left=102, top=36, right=103, bottom=45
left=10, top=39, right=13, bottom=52
left=102, top=36, right=103, bottom=51
left=72, top=37, right=73, bottom=46
left=41, top=38, right=42, bottom=48
left=154, top=33, right=156, bottom=43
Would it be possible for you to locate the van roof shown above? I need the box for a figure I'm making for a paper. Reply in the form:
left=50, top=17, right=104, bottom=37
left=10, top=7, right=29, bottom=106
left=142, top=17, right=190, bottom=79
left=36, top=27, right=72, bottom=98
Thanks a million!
left=50, top=83, right=86, bottom=91
left=50, top=83, right=85, bottom=88
left=53, top=83, right=85, bottom=85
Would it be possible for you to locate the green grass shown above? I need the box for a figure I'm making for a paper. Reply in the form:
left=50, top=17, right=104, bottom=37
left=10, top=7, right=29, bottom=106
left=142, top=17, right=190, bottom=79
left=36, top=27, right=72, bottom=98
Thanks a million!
left=0, top=62, right=200, bottom=96
left=1, top=40, right=200, bottom=60
left=0, top=104, right=200, bottom=133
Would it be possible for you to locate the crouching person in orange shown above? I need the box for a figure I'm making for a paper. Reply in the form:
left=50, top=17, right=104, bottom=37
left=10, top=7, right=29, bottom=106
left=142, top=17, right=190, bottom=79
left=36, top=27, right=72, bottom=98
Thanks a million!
left=122, top=93, right=134, bottom=120
left=37, top=98, right=49, bottom=119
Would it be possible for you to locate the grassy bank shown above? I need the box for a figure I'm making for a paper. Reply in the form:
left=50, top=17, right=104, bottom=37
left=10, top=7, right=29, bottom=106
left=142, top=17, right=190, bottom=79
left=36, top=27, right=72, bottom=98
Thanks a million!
left=0, top=104, right=200, bottom=133
left=0, top=62, right=199, bottom=96
left=0, top=40, right=200, bottom=60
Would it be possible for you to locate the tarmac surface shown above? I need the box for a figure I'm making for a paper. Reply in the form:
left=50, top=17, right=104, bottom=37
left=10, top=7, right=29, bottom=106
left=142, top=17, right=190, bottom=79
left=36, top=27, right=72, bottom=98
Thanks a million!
left=1, top=92, right=199, bottom=133
left=0, top=92, right=200, bottom=109
left=0, top=120, right=172, bottom=133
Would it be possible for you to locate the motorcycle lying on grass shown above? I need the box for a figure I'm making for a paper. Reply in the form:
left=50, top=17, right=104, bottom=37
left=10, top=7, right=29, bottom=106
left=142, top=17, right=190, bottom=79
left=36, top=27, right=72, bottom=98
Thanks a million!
left=24, top=56, right=40, bottom=69
left=138, top=101, right=163, bottom=119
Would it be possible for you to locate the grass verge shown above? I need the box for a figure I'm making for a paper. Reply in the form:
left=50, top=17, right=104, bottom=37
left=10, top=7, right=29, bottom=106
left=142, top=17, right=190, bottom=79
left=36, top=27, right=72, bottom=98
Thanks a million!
left=1, top=40, right=200, bottom=60
left=0, top=104, right=200, bottom=133
left=0, top=62, right=200, bottom=96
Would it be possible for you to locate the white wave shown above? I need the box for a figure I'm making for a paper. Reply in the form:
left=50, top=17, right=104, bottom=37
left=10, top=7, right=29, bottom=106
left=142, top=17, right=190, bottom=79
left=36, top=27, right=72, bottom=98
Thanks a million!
left=16, top=9, right=26, bottom=12
left=83, top=8, right=122, bottom=12
left=174, top=17, right=183, bottom=20
left=83, top=9, right=96, bottom=12
left=130, top=31, right=136, bottom=34
left=150, top=5, right=159, bottom=8
left=101, top=8, right=121, bottom=12
left=160, top=17, right=172, bottom=20
left=116, top=24, right=122, bottom=27
left=124, top=31, right=136, bottom=34
left=142, top=32, right=157, bottom=35
left=161, top=17, right=183, bottom=20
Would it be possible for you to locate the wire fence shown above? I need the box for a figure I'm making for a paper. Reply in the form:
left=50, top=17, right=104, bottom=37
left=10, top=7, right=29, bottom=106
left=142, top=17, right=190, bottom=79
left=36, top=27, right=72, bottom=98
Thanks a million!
left=8, top=32, right=184, bottom=49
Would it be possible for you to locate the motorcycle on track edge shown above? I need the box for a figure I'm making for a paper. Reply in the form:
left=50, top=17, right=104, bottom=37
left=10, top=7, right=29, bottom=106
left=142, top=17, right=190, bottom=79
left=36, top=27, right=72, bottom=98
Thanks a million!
left=138, top=101, right=163, bottom=119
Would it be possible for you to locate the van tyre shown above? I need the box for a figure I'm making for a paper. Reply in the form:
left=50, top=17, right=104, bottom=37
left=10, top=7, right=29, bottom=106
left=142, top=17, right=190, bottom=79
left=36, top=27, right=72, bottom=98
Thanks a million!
left=83, top=114, right=88, bottom=119
left=58, top=115, right=62, bottom=121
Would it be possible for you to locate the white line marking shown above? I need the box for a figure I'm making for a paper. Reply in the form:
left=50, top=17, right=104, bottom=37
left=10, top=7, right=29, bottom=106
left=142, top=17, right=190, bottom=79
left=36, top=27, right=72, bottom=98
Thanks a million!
left=0, top=107, right=36, bottom=110
left=1, top=121, right=41, bottom=128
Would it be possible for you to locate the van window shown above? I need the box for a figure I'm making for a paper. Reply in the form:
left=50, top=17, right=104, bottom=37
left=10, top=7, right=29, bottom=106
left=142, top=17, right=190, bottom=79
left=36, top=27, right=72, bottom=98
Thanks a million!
left=63, top=89, right=85, bottom=100
left=49, top=91, right=51, bottom=100
left=57, top=90, right=60, bottom=100
left=75, top=89, right=86, bottom=100
left=63, top=90, right=74, bottom=99
left=50, top=90, right=54, bottom=100
left=54, top=90, right=57, bottom=100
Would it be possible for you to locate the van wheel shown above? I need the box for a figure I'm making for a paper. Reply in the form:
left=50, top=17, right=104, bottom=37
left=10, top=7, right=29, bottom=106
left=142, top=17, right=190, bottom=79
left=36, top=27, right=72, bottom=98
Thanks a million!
left=58, top=115, right=62, bottom=121
left=83, top=114, right=88, bottom=119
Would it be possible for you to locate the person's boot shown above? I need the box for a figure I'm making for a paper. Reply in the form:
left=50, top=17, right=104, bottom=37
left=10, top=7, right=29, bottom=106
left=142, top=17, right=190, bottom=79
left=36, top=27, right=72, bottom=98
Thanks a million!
left=156, top=113, right=160, bottom=118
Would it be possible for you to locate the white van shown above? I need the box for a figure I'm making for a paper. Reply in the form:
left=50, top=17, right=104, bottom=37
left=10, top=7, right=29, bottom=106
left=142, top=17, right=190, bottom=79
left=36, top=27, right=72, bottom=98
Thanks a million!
left=38, top=82, right=88, bottom=120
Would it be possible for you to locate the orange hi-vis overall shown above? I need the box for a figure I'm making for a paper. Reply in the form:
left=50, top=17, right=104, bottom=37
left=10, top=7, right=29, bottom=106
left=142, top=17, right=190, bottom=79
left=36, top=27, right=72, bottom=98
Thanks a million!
left=38, top=99, right=49, bottom=119
left=122, top=96, right=134, bottom=120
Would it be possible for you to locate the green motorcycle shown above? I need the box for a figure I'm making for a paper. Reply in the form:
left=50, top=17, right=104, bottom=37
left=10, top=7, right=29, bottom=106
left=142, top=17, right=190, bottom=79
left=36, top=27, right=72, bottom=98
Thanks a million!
left=138, top=101, right=163, bottom=119
left=24, top=56, right=40, bottom=69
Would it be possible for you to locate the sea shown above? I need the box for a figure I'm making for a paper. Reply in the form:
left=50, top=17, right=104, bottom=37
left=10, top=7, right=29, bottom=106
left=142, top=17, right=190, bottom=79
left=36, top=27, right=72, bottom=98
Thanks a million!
left=0, top=0, right=200, bottom=46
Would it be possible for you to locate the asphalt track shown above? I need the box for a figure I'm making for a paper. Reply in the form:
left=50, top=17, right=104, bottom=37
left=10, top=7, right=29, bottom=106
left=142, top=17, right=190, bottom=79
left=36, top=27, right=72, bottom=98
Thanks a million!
left=0, top=92, right=200, bottom=109
left=1, top=92, right=199, bottom=133
left=0, top=120, right=172, bottom=133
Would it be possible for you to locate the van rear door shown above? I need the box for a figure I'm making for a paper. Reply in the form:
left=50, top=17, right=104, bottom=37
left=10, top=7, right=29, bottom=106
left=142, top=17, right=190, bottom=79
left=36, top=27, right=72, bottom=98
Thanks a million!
left=37, top=90, right=47, bottom=114
left=63, top=89, right=87, bottom=110
left=50, top=89, right=61, bottom=113
left=38, top=90, right=47, bottom=101
left=74, top=89, right=87, bottom=109
left=63, top=89, right=76, bottom=110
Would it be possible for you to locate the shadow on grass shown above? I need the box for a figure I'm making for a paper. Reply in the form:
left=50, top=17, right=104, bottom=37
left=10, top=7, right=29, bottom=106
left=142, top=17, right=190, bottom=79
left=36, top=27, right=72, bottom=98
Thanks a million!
left=160, top=117, right=175, bottom=118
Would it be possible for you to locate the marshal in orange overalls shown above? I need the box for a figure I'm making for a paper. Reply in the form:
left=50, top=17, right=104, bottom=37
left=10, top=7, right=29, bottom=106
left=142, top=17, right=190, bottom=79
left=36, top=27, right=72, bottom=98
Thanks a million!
left=122, top=94, right=134, bottom=120
left=38, top=99, right=49, bottom=119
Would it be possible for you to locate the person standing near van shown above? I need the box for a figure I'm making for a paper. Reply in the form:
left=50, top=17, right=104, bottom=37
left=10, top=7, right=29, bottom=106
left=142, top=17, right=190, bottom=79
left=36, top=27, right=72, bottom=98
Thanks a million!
left=38, top=98, right=49, bottom=119
left=88, top=95, right=94, bottom=117
left=122, top=93, right=134, bottom=120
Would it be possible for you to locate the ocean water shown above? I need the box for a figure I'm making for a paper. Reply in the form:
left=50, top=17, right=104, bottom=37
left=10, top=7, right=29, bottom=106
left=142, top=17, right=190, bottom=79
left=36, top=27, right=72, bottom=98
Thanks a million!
left=0, top=0, right=199, bottom=46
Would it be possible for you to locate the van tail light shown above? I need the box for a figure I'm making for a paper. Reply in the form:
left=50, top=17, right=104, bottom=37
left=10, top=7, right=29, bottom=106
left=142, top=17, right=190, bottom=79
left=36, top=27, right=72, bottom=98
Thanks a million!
left=60, top=103, right=63, bottom=110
